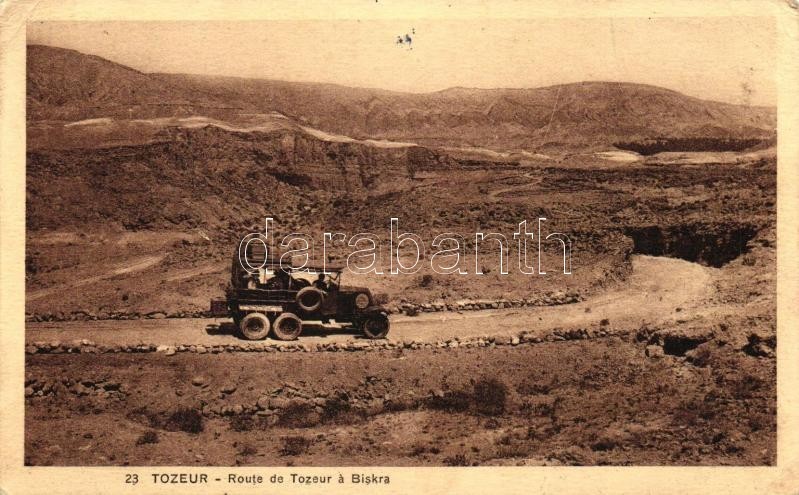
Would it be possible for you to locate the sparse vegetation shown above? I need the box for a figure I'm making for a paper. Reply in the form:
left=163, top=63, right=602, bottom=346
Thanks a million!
left=166, top=407, right=204, bottom=434
left=472, top=377, right=508, bottom=416
left=135, top=430, right=159, bottom=445
left=238, top=442, right=258, bottom=457
left=280, top=436, right=312, bottom=456
left=443, top=454, right=469, bottom=466
left=613, top=137, right=768, bottom=155
left=229, top=414, right=255, bottom=432
left=426, top=390, right=471, bottom=412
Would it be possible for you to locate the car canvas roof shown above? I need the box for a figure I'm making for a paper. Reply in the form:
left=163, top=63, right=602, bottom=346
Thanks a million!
left=302, top=263, right=345, bottom=272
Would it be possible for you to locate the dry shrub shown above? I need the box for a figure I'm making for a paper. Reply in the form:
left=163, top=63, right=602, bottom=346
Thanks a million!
left=280, top=436, right=312, bottom=456
left=496, top=444, right=529, bottom=459
left=590, top=436, right=618, bottom=452
left=472, top=377, right=508, bottom=416
left=731, top=374, right=766, bottom=400
left=277, top=402, right=318, bottom=428
left=127, top=406, right=161, bottom=428
left=426, top=390, right=471, bottom=412
left=688, top=347, right=712, bottom=367
left=135, top=430, right=159, bottom=445
left=229, top=414, right=255, bottom=432
left=671, top=396, right=717, bottom=426
left=238, top=443, right=258, bottom=456
left=166, top=407, right=204, bottom=433
left=443, top=454, right=469, bottom=466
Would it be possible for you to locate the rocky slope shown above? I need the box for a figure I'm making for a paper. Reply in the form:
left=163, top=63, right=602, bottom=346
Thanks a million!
left=26, top=122, right=453, bottom=232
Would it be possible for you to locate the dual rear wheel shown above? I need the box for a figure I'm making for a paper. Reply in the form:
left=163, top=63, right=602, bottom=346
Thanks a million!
left=239, top=312, right=303, bottom=341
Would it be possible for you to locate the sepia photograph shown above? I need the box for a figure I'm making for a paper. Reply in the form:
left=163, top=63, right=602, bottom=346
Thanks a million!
left=1, top=2, right=796, bottom=490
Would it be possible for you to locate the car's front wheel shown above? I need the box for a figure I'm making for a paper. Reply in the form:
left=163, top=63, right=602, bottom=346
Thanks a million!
left=362, top=313, right=390, bottom=339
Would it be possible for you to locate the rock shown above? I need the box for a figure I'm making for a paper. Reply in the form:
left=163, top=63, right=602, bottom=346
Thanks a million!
left=645, top=345, right=665, bottom=358
left=742, top=332, right=776, bottom=358
left=164, top=347, right=176, bottom=356
left=656, top=326, right=716, bottom=356
left=366, top=399, right=385, bottom=415
left=221, top=384, right=237, bottom=394
left=196, top=346, right=208, bottom=354
left=511, top=336, right=520, bottom=345
left=191, top=376, right=205, bottom=386
left=268, top=397, right=291, bottom=410
left=73, top=383, right=91, bottom=396
left=256, top=396, right=271, bottom=410
left=24, top=386, right=34, bottom=398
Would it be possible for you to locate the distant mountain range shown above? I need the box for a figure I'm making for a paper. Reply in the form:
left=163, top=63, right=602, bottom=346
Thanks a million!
left=27, top=44, right=776, bottom=151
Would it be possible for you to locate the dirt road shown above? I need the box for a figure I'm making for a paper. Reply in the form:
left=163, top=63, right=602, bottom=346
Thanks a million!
left=26, top=256, right=714, bottom=346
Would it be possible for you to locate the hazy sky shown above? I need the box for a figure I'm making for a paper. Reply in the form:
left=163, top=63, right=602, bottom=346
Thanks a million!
left=28, top=18, right=776, bottom=106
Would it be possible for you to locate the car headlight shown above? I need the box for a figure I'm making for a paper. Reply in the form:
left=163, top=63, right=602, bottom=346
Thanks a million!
left=355, top=293, right=370, bottom=309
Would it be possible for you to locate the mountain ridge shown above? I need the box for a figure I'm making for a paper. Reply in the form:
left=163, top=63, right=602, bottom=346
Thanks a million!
left=27, top=44, right=776, bottom=151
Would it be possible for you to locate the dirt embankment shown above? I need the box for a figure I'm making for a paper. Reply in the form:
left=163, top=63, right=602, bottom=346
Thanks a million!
left=25, top=328, right=775, bottom=467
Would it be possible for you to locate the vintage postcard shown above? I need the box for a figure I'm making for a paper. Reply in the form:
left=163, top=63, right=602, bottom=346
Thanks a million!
left=1, top=0, right=798, bottom=493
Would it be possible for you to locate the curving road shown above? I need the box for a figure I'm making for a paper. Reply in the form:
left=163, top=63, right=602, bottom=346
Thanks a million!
left=26, top=256, right=714, bottom=347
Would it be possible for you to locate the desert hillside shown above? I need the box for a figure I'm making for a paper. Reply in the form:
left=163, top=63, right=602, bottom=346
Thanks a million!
left=25, top=44, right=776, bottom=320
left=27, top=45, right=775, bottom=150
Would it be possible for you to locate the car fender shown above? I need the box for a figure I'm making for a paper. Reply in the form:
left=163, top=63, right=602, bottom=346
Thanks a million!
left=362, top=306, right=389, bottom=317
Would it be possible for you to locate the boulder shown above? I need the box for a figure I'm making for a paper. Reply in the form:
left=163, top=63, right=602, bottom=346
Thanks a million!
left=268, top=396, right=291, bottom=410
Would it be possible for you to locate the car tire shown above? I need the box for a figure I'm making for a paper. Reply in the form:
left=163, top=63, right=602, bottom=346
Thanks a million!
left=296, top=287, right=324, bottom=313
left=362, top=313, right=390, bottom=339
left=239, top=312, right=271, bottom=340
left=272, top=312, right=303, bottom=341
